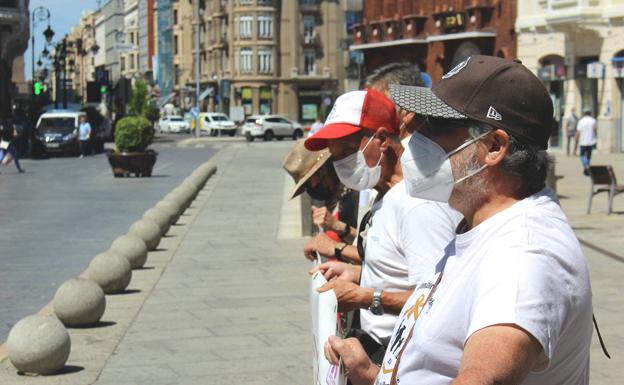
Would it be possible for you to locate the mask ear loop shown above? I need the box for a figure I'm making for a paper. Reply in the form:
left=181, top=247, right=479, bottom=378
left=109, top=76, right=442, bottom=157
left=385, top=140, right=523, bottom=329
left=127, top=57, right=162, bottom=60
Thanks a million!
left=361, top=133, right=384, bottom=167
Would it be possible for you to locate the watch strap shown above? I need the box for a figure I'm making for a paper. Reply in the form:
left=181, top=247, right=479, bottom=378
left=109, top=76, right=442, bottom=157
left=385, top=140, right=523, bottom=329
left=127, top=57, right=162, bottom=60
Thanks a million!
left=334, top=242, right=348, bottom=262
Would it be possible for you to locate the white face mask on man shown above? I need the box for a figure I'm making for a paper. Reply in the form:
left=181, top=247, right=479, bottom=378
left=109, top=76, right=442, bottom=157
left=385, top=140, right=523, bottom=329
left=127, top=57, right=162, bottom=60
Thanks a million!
left=400, top=130, right=490, bottom=202
left=333, top=134, right=383, bottom=191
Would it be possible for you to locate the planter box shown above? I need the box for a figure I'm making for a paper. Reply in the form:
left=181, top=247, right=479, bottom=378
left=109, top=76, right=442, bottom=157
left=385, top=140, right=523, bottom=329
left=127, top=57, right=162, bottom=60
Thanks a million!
left=107, top=150, right=158, bottom=177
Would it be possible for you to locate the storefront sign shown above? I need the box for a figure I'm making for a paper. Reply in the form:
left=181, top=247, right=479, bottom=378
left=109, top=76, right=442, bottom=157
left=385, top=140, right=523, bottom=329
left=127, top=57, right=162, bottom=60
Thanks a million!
left=587, top=62, right=605, bottom=79
left=538, top=64, right=566, bottom=81
left=302, top=104, right=318, bottom=121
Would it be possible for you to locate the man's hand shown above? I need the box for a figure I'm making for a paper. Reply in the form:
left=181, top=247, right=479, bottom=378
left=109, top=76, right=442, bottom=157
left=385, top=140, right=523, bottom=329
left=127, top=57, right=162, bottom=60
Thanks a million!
left=309, top=261, right=361, bottom=283
left=324, top=336, right=379, bottom=385
left=303, top=233, right=338, bottom=261
left=318, top=280, right=372, bottom=312
left=312, top=206, right=340, bottom=232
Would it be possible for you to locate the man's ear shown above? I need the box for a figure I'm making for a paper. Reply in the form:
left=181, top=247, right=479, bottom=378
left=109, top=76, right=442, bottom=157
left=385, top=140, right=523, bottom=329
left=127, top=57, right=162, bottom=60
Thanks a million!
left=376, top=126, right=393, bottom=152
left=484, top=129, right=510, bottom=166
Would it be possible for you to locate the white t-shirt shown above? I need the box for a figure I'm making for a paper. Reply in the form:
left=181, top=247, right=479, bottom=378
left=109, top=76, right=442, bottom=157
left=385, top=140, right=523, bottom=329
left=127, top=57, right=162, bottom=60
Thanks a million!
left=376, top=188, right=592, bottom=385
left=360, top=180, right=462, bottom=345
left=308, top=121, right=324, bottom=137
left=577, top=115, right=597, bottom=146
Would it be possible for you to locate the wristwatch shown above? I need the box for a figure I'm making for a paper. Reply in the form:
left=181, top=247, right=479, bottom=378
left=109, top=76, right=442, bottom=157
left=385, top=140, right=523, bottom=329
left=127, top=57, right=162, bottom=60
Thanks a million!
left=334, top=242, right=347, bottom=262
left=369, top=288, right=384, bottom=316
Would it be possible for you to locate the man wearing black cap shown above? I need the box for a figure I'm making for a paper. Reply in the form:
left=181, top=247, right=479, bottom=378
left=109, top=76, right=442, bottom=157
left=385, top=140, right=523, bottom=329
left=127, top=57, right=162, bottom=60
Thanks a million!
left=324, top=55, right=593, bottom=385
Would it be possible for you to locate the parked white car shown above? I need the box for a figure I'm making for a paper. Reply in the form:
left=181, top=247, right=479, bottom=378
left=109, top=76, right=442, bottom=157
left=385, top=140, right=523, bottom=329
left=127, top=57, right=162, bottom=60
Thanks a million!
left=199, top=113, right=237, bottom=136
left=158, top=116, right=190, bottom=134
left=241, top=115, right=304, bottom=142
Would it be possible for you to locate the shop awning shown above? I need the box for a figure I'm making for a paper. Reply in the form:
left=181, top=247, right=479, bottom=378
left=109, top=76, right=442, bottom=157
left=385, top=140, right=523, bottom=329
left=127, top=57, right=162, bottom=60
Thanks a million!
left=611, top=57, right=624, bottom=63
left=426, top=31, right=496, bottom=42
left=350, top=37, right=427, bottom=51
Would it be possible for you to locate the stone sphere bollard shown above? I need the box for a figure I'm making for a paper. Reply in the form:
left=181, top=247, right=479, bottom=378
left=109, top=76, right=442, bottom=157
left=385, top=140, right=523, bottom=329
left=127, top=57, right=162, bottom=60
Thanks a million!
left=87, top=251, right=132, bottom=294
left=142, top=208, right=171, bottom=235
left=7, top=314, right=71, bottom=374
left=128, top=219, right=162, bottom=251
left=110, top=234, right=149, bottom=268
left=53, top=278, right=106, bottom=327
left=156, top=199, right=182, bottom=223
left=166, top=190, right=191, bottom=211
left=181, top=180, right=199, bottom=198
left=184, top=176, right=202, bottom=191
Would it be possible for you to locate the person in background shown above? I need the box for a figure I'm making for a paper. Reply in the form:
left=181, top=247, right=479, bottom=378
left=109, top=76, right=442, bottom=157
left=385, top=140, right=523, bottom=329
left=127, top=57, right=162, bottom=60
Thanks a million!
left=576, top=109, right=597, bottom=175
left=0, top=121, right=25, bottom=173
left=564, top=107, right=579, bottom=156
left=79, top=115, right=92, bottom=158
left=308, top=117, right=324, bottom=138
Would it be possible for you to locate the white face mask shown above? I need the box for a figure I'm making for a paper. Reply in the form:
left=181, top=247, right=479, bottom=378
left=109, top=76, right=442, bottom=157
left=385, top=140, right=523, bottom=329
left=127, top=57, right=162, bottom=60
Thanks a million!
left=400, top=130, right=490, bottom=202
left=333, top=135, right=382, bottom=191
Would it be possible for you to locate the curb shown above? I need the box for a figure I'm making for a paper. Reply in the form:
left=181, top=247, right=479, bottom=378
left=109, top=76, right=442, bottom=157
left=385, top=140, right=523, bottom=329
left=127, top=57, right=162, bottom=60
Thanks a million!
left=0, top=160, right=219, bottom=374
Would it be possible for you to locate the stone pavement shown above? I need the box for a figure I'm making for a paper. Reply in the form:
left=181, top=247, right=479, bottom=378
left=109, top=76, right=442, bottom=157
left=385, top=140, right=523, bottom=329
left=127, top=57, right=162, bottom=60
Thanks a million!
left=0, top=141, right=622, bottom=385
left=551, top=151, right=624, bottom=384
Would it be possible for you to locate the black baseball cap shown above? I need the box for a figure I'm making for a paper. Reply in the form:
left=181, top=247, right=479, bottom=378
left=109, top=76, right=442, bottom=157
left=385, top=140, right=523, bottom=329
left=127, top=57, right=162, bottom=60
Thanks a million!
left=390, top=55, right=554, bottom=149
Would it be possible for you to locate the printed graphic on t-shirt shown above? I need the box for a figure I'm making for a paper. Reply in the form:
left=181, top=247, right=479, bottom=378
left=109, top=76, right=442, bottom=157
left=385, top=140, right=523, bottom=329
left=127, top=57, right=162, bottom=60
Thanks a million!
left=375, top=273, right=439, bottom=385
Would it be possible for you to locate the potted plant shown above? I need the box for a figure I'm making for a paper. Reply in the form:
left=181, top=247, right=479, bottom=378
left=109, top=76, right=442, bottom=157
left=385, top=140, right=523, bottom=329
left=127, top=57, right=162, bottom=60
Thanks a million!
left=107, top=115, right=157, bottom=177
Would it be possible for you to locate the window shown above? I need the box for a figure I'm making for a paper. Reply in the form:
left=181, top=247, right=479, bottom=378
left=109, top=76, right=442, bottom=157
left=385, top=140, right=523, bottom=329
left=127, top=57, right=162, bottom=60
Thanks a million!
left=303, top=15, right=315, bottom=40
left=174, top=35, right=179, bottom=55
left=173, top=9, right=178, bottom=25
left=258, top=0, right=273, bottom=5
left=239, top=16, right=252, bottom=38
left=120, top=56, right=126, bottom=72
left=258, top=15, right=273, bottom=39
left=240, top=48, right=253, bottom=73
left=300, top=0, right=316, bottom=4
left=304, top=50, right=316, bottom=75
left=239, top=0, right=252, bottom=5
left=258, top=49, right=273, bottom=73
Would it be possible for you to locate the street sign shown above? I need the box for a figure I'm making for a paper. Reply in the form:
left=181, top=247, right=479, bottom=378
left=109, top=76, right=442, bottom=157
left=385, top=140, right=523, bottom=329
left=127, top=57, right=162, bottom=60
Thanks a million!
left=114, top=43, right=135, bottom=54
left=190, top=107, right=199, bottom=119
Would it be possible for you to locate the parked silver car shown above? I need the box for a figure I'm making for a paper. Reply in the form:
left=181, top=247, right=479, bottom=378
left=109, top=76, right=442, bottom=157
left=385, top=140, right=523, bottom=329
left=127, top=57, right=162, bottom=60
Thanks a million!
left=241, top=115, right=304, bottom=142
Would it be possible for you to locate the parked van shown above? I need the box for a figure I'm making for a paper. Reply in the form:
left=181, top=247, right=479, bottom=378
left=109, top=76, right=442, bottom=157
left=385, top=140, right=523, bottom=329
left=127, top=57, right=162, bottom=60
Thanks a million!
left=36, top=111, right=87, bottom=156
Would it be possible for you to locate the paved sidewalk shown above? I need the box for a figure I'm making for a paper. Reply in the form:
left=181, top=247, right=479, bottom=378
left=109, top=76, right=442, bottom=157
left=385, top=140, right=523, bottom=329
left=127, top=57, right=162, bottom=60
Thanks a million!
left=95, top=141, right=311, bottom=384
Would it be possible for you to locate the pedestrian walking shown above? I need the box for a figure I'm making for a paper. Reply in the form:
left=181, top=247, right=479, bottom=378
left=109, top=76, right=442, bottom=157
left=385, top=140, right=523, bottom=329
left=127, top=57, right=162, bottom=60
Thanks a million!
left=78, top=115, right=92, bottom=158
left=0, top=121, right=25, bottom=173
left=564, top=107, right=579, bottom=156
left=576, top=109, right=597, bottom=175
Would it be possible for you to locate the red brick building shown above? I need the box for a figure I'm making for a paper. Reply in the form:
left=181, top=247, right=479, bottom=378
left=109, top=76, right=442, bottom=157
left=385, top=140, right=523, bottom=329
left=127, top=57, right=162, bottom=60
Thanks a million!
left=350, top=0, right=517, bottom=84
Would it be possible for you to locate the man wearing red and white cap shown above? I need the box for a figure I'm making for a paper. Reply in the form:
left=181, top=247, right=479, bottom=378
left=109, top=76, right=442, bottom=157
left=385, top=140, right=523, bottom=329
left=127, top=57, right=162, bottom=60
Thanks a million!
left=305, top=88, right=461, bottom=365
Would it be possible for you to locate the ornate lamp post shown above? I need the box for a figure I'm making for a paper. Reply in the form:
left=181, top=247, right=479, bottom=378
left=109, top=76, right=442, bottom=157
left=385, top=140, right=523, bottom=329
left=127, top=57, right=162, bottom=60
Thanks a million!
left=31, top=6, right=53, bottom=87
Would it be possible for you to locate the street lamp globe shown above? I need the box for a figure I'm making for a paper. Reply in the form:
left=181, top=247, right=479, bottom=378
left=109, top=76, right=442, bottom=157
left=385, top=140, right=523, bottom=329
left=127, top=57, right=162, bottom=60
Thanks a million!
left=91, top=44, right=100, bottom=55
left=43, top=25, right=55, bottom=43
left=42, top=47, right=50, bottom=57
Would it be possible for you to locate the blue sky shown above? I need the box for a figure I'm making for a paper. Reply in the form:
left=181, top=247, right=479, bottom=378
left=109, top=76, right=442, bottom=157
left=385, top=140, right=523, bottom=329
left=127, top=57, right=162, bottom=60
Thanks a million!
left=24, top=0, right=100, bottom=80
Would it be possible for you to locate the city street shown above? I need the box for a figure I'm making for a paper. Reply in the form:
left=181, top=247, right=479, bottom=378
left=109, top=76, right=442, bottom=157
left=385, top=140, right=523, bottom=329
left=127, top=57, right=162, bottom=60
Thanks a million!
left=0, top=133, right=218, bottom=340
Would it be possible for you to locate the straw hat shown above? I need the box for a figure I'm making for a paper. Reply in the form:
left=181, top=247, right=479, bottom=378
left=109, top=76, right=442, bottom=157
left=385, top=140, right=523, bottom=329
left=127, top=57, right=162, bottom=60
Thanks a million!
left=282, top=140, right=331, bottom=199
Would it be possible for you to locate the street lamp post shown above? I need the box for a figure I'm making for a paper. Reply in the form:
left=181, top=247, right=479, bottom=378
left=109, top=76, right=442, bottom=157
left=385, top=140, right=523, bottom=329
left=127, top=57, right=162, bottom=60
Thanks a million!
left=31, top=7, right=53, bottom=89
left=194, top=0, right=201, bottom=138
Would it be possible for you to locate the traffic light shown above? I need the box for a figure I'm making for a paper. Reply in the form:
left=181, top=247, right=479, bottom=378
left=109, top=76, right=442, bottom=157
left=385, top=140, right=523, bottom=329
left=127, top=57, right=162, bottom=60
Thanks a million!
left=100, top=85, right=108, bottom=94
left=33, top=81, right=43, bottom=96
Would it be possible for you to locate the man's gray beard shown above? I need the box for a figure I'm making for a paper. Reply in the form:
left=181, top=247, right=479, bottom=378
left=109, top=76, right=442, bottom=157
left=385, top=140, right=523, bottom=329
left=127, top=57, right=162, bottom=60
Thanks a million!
left=449, top=145, right=489, bottom=212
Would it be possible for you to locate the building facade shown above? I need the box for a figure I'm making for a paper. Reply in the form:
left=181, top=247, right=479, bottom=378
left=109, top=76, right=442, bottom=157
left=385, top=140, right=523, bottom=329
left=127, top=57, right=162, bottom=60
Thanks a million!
left=192, top=0, right=353, bottom=124
left=350, top=0, right=517, bottom=86
left=121, top=0, right=141, bottom=80
left=516, top=0, right=624, bottom=153
left=0, top=0, right=29, bottom=122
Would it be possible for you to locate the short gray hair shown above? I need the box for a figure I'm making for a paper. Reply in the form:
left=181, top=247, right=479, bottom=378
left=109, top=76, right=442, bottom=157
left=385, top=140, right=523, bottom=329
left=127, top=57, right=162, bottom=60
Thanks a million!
left=468, top=124, right=551, bottom=197
left=364, top=62, right=424, bottom=91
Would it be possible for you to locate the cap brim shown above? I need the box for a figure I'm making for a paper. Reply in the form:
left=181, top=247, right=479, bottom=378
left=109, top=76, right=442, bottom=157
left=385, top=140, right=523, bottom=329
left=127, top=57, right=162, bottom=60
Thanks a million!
left=389, top=84, right=467, bottom=120
left=289, top=150, right=332, bottom=199
left=304, top=123, right=362, bottom=151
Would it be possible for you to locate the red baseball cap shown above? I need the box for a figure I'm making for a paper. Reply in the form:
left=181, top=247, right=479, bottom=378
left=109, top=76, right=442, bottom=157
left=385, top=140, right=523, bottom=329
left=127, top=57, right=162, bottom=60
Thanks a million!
left=304, top=88, right=400, bottom=151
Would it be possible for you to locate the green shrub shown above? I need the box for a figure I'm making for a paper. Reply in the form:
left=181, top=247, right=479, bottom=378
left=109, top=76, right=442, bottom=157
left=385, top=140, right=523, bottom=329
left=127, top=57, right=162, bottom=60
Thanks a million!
left=114, top=116, right=155, bottom=152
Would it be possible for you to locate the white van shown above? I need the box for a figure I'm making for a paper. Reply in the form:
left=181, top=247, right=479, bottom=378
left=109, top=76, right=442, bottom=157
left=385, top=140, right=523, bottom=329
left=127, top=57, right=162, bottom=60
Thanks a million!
left=36, top=110, right=87, bottom=155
